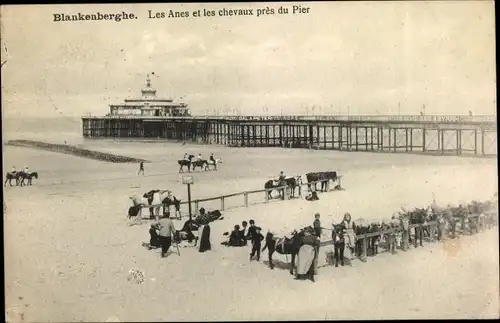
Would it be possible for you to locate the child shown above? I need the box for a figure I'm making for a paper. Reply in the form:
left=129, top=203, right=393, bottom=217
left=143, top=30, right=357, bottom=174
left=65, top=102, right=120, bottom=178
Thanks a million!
left=249, top=227, right=264, bottom=261
left=240, top=221, right=248, bottom=245
left=313, top=213, right=322, bottom=237
left=246, top=220, right=256, bottom=241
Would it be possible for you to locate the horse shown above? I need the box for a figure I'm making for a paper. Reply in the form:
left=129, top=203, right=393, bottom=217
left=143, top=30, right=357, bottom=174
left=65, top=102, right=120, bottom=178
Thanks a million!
left=284, top=176, right=302, bottom=198
left=161, top=195, right=182, bottom=220
left=143, top=190, right=161, bottom=219
left=264, top=230, right=304, bottom=275
left=264, top=179, right=287, bottom=200
left=367, top=222, right=383, bottom=255
left=19, top=172, right=38, bottom=186
left=306, top=171, right=338, bottom=192
left=207, top=157, right=223, bottom=171
left=191, top=159, right=209, bottom=172
left=352, top=218, right=370, bottom=258
left=178, top=155, right=194, bottom=173
left=408, top=207, right=428, bottom=246
left=4, top=172, right=21, bottom=187
left=143, top=190, right=173, bottom=219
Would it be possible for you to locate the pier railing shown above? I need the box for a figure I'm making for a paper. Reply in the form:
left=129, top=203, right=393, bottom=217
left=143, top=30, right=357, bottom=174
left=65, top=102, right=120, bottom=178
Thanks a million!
left=140, top=177, right=341, bottom=213
left=83, top=114, right=497, bottom=124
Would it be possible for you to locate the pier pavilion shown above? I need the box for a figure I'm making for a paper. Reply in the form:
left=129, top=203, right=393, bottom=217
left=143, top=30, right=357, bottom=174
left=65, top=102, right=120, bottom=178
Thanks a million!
left=108, top=75, right=190, bottom=117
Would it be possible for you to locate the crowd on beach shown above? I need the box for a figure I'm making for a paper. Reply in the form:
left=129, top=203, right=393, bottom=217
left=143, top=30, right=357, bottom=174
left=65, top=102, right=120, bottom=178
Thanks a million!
left=127, top=162, right=498, bottom=283
left=134, top=191, right=498, bottom=283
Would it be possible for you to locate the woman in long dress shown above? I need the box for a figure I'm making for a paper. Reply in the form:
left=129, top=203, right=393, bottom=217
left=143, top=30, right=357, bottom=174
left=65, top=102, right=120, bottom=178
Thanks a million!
left=196, top=209, right=211, bottom=252
left=198, top=223, right=212, bottom=252
left=295, top=232, right=319, bottom=282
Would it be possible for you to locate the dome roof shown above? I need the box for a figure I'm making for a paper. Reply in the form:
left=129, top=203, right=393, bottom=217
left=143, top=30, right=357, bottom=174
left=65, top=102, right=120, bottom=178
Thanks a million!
left=141, top=75, right=157, bottom=97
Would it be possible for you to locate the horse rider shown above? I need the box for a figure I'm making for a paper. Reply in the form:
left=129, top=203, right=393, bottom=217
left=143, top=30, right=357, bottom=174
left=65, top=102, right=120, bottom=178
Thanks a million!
left=197, top=153, right=202, bottom=161
left=24, top=166, right=29, bottom=174
left=275, top=171, right=287, bottom=198
left=11, top=166, right=17, bottom=174
left=276, top=171, right=286, bottom=185
left=209, top=153, right=215, bottom=164
left=183, top=153, right=190, bottom=161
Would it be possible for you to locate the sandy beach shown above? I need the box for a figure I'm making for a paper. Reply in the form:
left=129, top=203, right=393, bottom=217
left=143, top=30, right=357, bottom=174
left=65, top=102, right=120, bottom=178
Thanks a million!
left=3, top=141, right=499, bottom=321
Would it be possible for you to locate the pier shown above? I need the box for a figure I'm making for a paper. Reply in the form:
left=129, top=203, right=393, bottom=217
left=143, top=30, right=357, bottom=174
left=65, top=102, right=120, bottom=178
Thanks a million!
left=81, top=114, right=497, bottom=157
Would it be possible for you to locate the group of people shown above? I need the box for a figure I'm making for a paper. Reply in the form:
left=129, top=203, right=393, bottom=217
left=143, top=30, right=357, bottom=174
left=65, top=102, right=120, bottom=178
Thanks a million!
left=221, top=213, right=328, bottom=281
left=144, top=207, right=213, bottom=258
left=222, top=220, right=265, bottom=260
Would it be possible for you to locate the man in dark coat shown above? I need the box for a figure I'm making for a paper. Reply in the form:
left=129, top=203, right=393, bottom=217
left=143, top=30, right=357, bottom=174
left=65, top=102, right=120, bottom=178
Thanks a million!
left=262, top=232, right=277, bottom=269
left=250, top=227, right=264, bottom=261
left=313, top=213, right=322, bottom=238
left=332, top=224, right=346, bottom=267
left=246, top=219, right=257, bottom=241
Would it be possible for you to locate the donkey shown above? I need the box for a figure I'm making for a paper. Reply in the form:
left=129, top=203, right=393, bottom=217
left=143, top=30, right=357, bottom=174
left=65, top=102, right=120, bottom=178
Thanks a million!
left=263, top=230, right=304, bottom=275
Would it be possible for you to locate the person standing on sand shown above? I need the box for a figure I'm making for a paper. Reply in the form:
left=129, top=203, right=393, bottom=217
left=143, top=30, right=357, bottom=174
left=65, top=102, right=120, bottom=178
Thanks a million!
left=400, top=213, right=410, bottom=251
left=246, top=220, right=257, bottom=241
left=332, top=223, right=346, bottom=267
left=312, top=213, right=322, bottom=274
left=313, top=213, right=322, bottom=238
left=240, top=221, right=249, bottom=245
left=153, top=214, right=177, bottom=258
left=138, top=161, right=144, bottom=175
left=249, top=227, right=264, bottom=261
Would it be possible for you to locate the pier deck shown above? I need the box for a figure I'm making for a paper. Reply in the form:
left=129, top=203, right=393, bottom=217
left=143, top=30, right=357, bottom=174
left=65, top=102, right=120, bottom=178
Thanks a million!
left=81, top=115, right=497, bottom=157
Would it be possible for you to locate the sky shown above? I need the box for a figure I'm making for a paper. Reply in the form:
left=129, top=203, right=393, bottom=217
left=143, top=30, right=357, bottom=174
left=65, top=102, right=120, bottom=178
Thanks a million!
left=1, top=1, right=496, bottom=118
